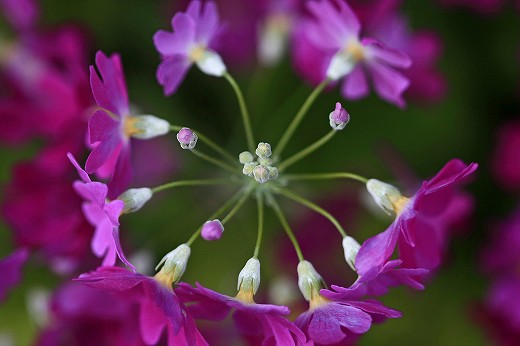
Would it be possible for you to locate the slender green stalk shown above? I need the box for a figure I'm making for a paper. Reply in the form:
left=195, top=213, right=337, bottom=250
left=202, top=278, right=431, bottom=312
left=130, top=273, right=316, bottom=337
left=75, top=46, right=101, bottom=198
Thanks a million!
left=253, top=193, right=264, bottom=259
left=224, top=72, right=255, bottom=152
left=221, top=188, right=252, bottom=224
left=284, top=172, right=369, bottom=184
left=192, top=149, right=240, bottom=174
left=186, top=188, right=246, bottom=246
left=278, top=130, right=336, bottom=172
left=170, top=125, right=236, bottom=164
left=274, top=187, right=347, bottom=238
left=274, top=79, right=330, bottom=157
left=270, top=197, right=305, bottom=261
left=151, top=179, right=232, bottom=194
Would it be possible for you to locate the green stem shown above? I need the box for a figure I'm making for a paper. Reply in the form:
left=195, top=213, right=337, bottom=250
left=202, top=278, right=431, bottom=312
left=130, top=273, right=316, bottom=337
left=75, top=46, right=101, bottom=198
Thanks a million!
left=221, top=188, right=252, bottom=224
left=170, top=125, right=236, bottom=164
left=192, top=149, right=240, bottom=174
left=186, top=188, right=246, bottom=246
left=284, top=172, right=369, bottom=184
left=270, top=197, right=305, bottom=261
left=274, top=79, right=330, bottom=157
left=151, top=179, right=232, bottom=194
left=278, top=130, right=336, bottom=172
left=253, top=193, right=264, bottom=259
left=274, top=187, right=347, bottom=238
left=224, top=72, right=255, bottom=152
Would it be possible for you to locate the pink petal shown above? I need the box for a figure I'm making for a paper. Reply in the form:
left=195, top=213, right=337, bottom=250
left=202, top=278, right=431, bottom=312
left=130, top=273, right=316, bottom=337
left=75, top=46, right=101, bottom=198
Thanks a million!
left=368, top=61, right=409, bottom=108
left=341, top=65, right=369, bottom=100
left=156, top=56, right=191, bottom=96
left=107, top=143, right=132, bottom=200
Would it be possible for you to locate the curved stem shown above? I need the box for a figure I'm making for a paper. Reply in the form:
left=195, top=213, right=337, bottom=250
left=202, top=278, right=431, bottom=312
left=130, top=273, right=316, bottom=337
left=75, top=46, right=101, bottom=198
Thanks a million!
left=151, top=179, right=232, bottom=194
left=253, top=193, right=264, bottom=259
left=278, top=130, right=336, bottom=172
left=186, top=188, right=246, bottom=246
left=274, top=79, right=330, bottom=157
left=170, top=125, right=236, bottom=164
left=284, top=172, right=369, bottom=184
left=191, top=149, right=240, bottom=174
left=224, top=72, right=255, bottom=152
left=274, top=187, right=347, bottom=238
left=270, top=197, right=305, bottom=261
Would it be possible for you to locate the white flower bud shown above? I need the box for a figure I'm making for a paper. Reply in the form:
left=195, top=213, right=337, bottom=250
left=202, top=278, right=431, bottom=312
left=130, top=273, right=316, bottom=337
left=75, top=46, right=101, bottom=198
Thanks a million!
left=130, top=115, right=170, bottom=139
left=267, top=166, right=279, bottom=180
left=255, top=142, right=272, bottom=158
left=366, top=179, right=409, bottom=215
left=242, top=162, right=256, bottom=176
left=253, top=165, right=270, bottom=184
left=342, top=236, right=360, bottom=271
left=118, top=188, right=153, bottom=213
left=239, top=151, right=254, bottom=164
left=297, top=260, right=324, bottom=302
left=195, top=49, right=227, bottom=77
left=154, top=244, right=191, bottom=287
left=258, top=157, right=273, bottom=166
left=237, top=258, right=261, bottom=295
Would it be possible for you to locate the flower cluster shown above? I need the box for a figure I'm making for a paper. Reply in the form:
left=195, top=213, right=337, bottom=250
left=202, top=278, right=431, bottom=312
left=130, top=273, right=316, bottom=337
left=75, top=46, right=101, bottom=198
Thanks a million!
left=0, top=0, right=484, bottom=345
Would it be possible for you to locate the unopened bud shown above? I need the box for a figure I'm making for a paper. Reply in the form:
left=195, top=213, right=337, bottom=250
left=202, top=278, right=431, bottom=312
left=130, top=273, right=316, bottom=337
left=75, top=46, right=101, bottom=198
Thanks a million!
left=253, top=165, right=270, bottom=184
left=154, top=244, right=191, bottom=287
left=176, top=127, right=198, bottom=149
left=329, top=102, right=350, bottom=130
left=236, top=258, right=261, bottom=303
left=342, top=236, right=360, bottom=271
left=366, top=179, right=409, bottom=215
left=118, top=188, right=153, bottom=213
left=297, top=260, right=324, bottom=302
left=267, top=166, right=279, bottom=180
left=201, top=219, right=224, bottom=241
left=239, top=151, right=254, bottom=164
left=255, top=142, right=272, bottom=158
left=243, top=162, right=256, bottom=176
left=258, top=157, right=273, bottom=166
left=130, top=115, right=170, bottom=139
left=195, top=49, right=227, bottom=77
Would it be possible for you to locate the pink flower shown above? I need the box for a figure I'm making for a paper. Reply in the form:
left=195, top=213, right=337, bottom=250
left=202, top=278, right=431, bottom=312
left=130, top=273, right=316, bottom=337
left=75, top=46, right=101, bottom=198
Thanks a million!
left=176, top=282, right=309, bottom=345
left=76, top=266, right=207, bottom=345
left=0, top=248, right=28, bottom=302
left=356, top=159, right=478, bottom=276
left=153, top=0, right=226, bottom=95
left=68, top=153, right=135, bottom=271
left=293, top=0, right=412, bottom=107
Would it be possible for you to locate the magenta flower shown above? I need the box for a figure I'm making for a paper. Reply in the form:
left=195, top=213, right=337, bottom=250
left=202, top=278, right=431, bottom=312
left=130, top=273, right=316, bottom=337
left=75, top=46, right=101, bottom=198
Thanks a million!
left=295, top=292, right=401, bottom=345
left=176, top=282, right=309, bottom=345
left=68, top=153, right=135, bottom=271
left=295, top=0, right=411, bottom=107
left=356, top=159, right=478, bottom=276
left=76, top=266, right=207, bottom=345
left=153, top=0, right=226, bottom=95
left=0, top=248, right=28, bottom=302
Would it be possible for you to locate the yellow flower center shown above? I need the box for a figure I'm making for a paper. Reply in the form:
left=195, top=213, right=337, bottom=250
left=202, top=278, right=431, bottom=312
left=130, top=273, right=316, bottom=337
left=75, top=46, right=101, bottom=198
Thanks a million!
left=189, top=45, right=206, bottom=62
left=344, top=40, right=365, bottom=62
left=123, top=115, right=141, bottom=137
left=235, top=287, right=255, bottom=304
left=309, top=291, right=330, bottom=310
left=392, top=196, right=410, bottom=215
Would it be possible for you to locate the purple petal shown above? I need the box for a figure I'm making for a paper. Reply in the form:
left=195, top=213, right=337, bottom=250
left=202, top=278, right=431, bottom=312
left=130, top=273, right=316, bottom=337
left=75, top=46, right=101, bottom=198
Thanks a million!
left=67, top=153, right=91, bottom=183
left=74, top=181, right=108, bottom=207
left=153, top=30, right=191, bottom=57
left=196, top=1, right=219, bottom=44
left=113, top=227, right=136, bottom=272
left=368, top=60, right=410, bottom=108
left=156, top=56, right=192, bottom=96
left=364, top=38, right=412, bottom=69
left=0, top=248, right=29, bottom=302
left=107, top=143, right=132, bottom=200
left=82, top=203, right=116, bottom=265
left=85, top=136, right=122, bottom=174
left=75, top=266, right=145, bottom=291
left=104, top=199, right=124, bottom=226
left=343, top=300, right=402, bottom=319
left=139, top=296, right=168, bottom=344
left=88, top=109, right=121, bottom=144
left=341, top=65, right=369, bottom=99
left=356, top=224, right=400, bottom=276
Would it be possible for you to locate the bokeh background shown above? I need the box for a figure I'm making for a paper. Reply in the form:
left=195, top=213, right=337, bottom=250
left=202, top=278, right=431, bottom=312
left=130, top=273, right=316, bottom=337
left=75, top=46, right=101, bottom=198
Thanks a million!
left=1, top=0, right=519, bottom=345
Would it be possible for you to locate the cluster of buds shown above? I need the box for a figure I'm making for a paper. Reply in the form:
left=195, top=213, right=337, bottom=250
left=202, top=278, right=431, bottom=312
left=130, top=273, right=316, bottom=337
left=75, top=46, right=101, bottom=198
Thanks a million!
left=240, top=142, right=279, bottom=184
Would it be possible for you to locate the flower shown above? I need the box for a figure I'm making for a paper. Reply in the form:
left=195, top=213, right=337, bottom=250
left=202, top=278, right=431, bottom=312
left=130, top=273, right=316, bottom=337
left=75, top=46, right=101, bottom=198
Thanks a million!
left=176, top=282, right=309, bottom=345
left=76, top=266, right=207, bottom=345
left=295, top=0, right=412, bottom=107
left=87, top=51, right=169, bottom=198
left=356, top=159, right=478, bottom=276
left=153, top=0, right=226, bottom=95
left=68, top=153, right=135, bottom=271
left=0, top=248, right=28, bottom=302
left=201, top=220, right=224, bottom=241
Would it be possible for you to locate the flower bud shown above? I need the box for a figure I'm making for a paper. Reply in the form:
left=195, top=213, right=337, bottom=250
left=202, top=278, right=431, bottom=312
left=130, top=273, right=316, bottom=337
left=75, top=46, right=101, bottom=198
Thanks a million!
left=201, top=219, right=224, bottom=241
left=242, top=162, right=256, bottom=176
left=253, top=165, right=270, bottom=184
left=255, top=142, right=272, bottom=158
left=366, top=179, right=409, bottom=215
left=176, top=127, right=198, bottom=149
left=195, top=49, right=227, bottom=77
left=267, top=166, right=279, bottom=180
left=297, top=260, right=324, bottom=302
left=118, top=188, right=153, bottom=213
left=329, top=102, right=350, bottom=130
left=342, top=236, right=360, bottom=271
left=154, top=244, right=191, bottom=288
left=236, top=258, right=261, bottom=303
left=239, top=151, right=254, bottom=164
left=129, top=115, right=170, bottom=139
